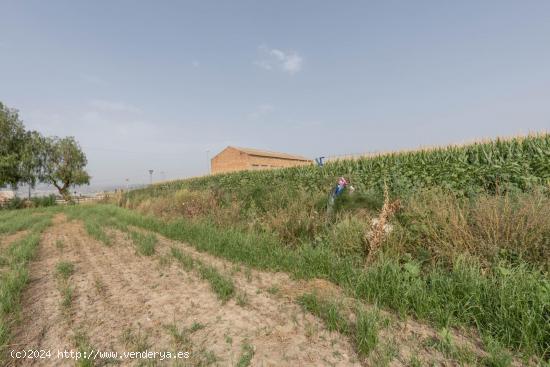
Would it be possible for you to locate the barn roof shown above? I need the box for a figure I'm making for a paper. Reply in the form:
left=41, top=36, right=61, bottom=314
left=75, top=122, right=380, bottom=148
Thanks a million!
left=230, top=146, right=310, bottom=161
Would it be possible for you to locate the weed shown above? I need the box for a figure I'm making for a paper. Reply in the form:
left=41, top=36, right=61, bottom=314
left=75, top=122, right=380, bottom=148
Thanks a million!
left=165, top=324, right=191, bottom=349
left=197, top=264, right=235, bottom=302
left=61, top=285, right=74, bottom=309
left=425, top=328, right=476, bottom=364
left=481, top=337, right=513, bottom=367
left=244, top=267, right=252, bottom=282
left=171, top=247, right=194, bottom=270
left=225, top=334, right=232, bottom=345
left=158, top=254, right=172, bottom=267
left=73, top=329, right=94, bottom=367
left=409, top=354, right=422, bottom=367
left=236, top=341, right=254, bottom=367
left=55, top=239, right=64, bottom=249
left=84, top=220, right=111, bottom=246
left=55, top=261, right=74, bottom=280
left=190, top=322, right=205, bottom=333
left=266, top=286, right=279, bottom=295
left=170, top=246, right=235, bottom=301
left=298, top=293, right=349, bottom=334
left=355, top=306, right=381, bottom=357
left=129, top=231, right=157, bottom=256
left=121, top=327, right=151, bottom=352
left=230, top=264, right=241, bottom=275
left=236, top=292, right=249, bottom=307
left=369, top=341, right=398, bottom=367
left=93, top=278, right=106, bottom=296
left=0, top=214, right=52, bottom=364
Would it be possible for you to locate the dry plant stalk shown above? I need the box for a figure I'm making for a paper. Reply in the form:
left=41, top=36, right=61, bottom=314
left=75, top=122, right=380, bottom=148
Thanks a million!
left=365, top=183, right=400, bottom=264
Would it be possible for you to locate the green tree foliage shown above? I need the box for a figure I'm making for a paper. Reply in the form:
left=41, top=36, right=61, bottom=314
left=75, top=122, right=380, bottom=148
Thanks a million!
left=0, top=102, right=29, bottom=188
left=1, top=101, right=90, bottom=201
left=39, top=136, right=90, bottom=201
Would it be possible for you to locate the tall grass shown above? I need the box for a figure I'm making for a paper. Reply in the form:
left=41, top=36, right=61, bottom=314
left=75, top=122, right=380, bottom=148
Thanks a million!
left=170, top=246, right=235, bottom=302
left=84, top=220, right=111, bottom=246
left=0, top=212, right=52, bottom=363
left=298, top=293, right=382, bottom=357
left=0, top=209, right=49, bottom=235
left=392, top=188, right=550, bottom=268
left=128, top=231, right=157, bottom=256
left=73, top=204, right=549, bottom=360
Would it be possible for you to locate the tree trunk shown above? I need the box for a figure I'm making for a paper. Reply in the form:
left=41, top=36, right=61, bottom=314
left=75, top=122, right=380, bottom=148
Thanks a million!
left=53, top=181, right=73, bottom=203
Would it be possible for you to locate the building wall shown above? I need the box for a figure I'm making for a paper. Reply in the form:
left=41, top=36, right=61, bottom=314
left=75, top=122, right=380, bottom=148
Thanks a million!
left=211, top=147, right=250, bottom=174
left=211, top=147, right=312, bottom=174
left=248, top=155, right=311, bottom=170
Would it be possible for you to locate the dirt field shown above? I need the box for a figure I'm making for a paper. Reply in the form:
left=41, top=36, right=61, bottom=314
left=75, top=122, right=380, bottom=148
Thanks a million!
left=9, top=214, right=361, bottom=366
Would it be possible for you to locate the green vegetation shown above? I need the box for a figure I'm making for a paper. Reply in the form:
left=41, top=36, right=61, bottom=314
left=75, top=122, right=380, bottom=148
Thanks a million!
left=424, top=328, right=475, bottom=364
left=1, top=194, right=57, bottom=210
left=0, top=209, right=53, bottom=235
left=197, top=264, right=235, bottom=303
left=84, top=220, right=111, bottom=246
left=0, top=210, right=53, bottom=363
left=60, top=285, right=74, bottom=309
left=66, top=203, right=549, bottom=362
left=120, top=327, right=151, bottom=352
left=128, top=230, right=157, bottom=256
left=55, top=260, right=75, bottom=310
left=130, top=134, right=550, bottom=199
left=57, top=134, right=549, bottom=362
left=236, top=292, right=248, bottom=307
left=55, top=261, right=75, bottom=280
left=171, top=247, right=195, bottom=270
left=170, top=245, right=235, bottom=302
left=298, top=293, right=382, bottom=358
left=354, top=306, right=382, bottom=357
left=1, top=100, right=90, bottom=202
left=236, top=341, right=255, bottom=367
left=298, top=293, right=349, bottom=334
left=72, top=329, right=95, bottom=367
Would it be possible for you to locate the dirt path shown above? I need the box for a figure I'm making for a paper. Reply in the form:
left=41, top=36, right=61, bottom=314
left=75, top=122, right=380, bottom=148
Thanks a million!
left=10, top=215, right=361, bottom=366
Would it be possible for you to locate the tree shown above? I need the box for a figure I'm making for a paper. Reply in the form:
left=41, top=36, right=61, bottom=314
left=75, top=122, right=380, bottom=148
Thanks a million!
left=19, top=131, right=46, bottom=191
left=0, top=102, right=28, bottom=188
left=39, top=136, right=91, bottom=201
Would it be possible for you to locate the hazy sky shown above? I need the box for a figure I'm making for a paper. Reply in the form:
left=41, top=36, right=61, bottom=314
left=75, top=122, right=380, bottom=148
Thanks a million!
left=1, top=1, right=549, bottom=186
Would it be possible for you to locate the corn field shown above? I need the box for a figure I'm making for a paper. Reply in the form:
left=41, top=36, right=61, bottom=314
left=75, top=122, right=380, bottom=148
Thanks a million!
left=142, top=134, right=550, bottom=198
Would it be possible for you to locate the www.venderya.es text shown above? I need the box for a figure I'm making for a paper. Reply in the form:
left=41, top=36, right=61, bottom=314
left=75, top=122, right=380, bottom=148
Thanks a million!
left=11, top=349, right=190, bottom=361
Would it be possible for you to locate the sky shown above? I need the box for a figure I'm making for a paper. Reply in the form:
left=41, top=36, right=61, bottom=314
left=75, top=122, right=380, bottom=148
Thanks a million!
left=1, top=0, right=549, bottom=187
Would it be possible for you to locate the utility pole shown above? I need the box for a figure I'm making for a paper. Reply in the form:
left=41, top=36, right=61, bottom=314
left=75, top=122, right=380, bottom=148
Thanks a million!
left=148, top=170, right=154, bottom=185
left=125, top=178, right=129, bottom=190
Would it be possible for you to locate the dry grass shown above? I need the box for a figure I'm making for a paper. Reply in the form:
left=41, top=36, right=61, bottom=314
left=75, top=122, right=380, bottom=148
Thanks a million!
left=365, top=183, right=400, bottom=264
left=394, top=187, right=550, bottom=267
left=130, top=189, right=218, bottom=220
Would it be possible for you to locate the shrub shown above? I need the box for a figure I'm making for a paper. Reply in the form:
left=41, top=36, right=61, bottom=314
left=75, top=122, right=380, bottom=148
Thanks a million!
left=393, top=188, right=550, bottom=268
left=327, top=215, right=367, bottom=257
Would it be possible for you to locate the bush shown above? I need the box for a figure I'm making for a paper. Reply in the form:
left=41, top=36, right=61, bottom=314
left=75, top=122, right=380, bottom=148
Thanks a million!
left=392, top=188, right=550, bottom=269
left=31, top=195, right=57, bottom=208
left=327, top=215, right=368, bottom=257
left=1, top=195, right=57, bottom=210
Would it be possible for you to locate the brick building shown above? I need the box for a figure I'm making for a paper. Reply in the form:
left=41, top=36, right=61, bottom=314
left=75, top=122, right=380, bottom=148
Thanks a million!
left=211, top=146, right=311, bottom=174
